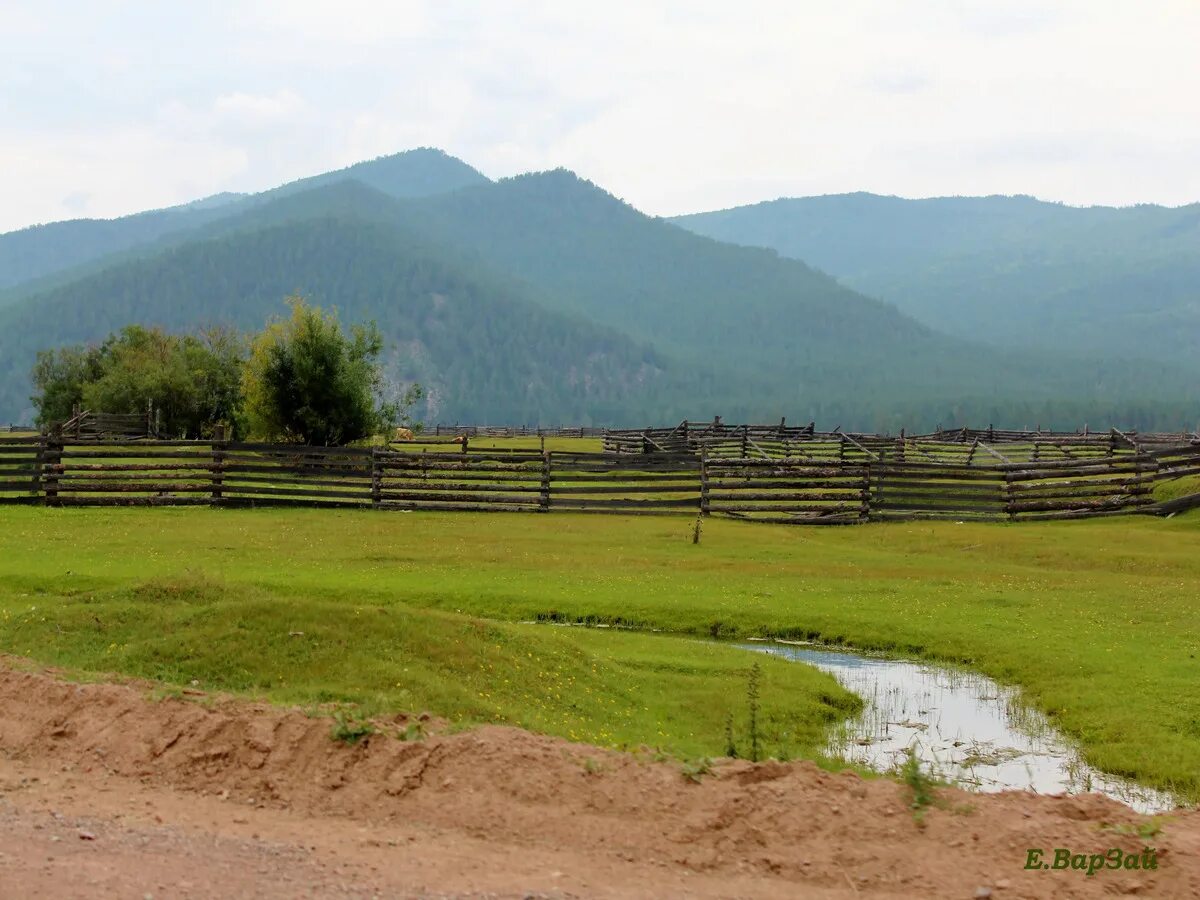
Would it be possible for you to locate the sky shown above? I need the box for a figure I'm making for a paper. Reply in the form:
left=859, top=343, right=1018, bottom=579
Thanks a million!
left=2, top=0, right=1199, bottom=232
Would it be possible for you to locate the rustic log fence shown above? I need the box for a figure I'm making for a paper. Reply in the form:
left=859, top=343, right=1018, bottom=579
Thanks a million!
left=2, top=431, right=1197, bottom=523
left=61, top=405, right=156, bottom=440
left=432, top=424, right=608, bottom=438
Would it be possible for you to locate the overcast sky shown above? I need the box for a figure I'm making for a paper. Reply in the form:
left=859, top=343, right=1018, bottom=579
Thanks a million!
left=2, top=1, right=1199, bottom=232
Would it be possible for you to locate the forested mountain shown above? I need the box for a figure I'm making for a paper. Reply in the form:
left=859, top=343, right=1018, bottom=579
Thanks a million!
left=0, top=200, right=240, bottom=294
left=672, top=194, right=1200, bottom=367
left=1, top=155, right=1196, bottom=429
left=0, top=148, right=487, bottom=298
left=381, top=172, right=1199, bottom=427
left=0, top=205, right=679, bottom=424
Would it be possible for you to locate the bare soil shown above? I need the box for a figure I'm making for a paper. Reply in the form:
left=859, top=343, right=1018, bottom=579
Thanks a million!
left=0, top=661, right=1196, bottom=898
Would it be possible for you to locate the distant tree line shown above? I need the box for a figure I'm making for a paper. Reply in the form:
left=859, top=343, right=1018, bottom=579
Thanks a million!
left=31, top=297, right=421, bottom=445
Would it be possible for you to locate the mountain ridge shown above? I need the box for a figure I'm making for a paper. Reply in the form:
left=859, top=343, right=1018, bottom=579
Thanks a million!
left=1, top=152, right=1196, bottom=429
left=0, top=148, right=489, bottom=295
left=672, top=193, right=1200, bottom=367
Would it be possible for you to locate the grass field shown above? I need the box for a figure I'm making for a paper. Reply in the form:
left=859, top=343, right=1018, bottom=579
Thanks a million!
left=1, top=505, right=1198, bottom=802
left=1154, top=473, right=1200, bottom=503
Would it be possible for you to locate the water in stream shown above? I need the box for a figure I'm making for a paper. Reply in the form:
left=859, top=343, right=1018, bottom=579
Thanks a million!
left=742, top=642, right=1179, bottom=813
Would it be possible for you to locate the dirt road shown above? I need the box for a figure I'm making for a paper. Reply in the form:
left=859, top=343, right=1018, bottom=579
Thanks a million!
left=1, top=663, right=1196, bottom=898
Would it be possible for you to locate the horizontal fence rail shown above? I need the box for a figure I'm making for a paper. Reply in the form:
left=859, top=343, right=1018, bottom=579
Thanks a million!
left=432, top=424, right=608, bottom=438
left=2, top=432, right=1198, bottom=524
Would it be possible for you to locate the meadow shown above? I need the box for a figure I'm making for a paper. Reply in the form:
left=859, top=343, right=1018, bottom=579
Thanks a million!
left=1, top=500, right=1198, bottom=802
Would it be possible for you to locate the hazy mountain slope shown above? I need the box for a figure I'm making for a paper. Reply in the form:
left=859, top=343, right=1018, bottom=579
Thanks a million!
left=0, top=211, right=679, bottom=425
left=671, top=194, right=1200, bottom=364
left=0, top=201, right=241, bottom=293
left=0, top=148, right=488, bottom=298
left=405, top=172, right=951, bottom=367
left=2, top=174, right=1195, bottom=430
left=393, top=173, right=1200, bottom=420
left=270, top=147, right=488, bottom=202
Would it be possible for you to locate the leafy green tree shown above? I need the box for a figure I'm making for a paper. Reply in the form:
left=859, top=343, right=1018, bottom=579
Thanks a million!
left=242, top=297, right=414, bottom=445
left=30, top=344, right=106, bottom=426
left=30, top=326, right=246, bottom=437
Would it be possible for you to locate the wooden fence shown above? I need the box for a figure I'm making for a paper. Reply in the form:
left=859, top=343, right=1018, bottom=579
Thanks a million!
left=604, top=420, right=1200, bottom=462
left=61, top=407, right=154, bottom=440
left=432, top=424, right=608, bottom=438
left=3, top=433, right=1198, bottom=523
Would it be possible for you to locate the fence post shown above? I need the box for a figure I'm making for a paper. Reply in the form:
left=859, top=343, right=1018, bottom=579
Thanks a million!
left=740, top=425, right=748, bottom=458
left=32, top=429, right=46, bottom=502
left=211, top=424, right=227, bottom=504
left=43, top=426, right=63, bottom=507
left=371, top=447, right=383, bottom=508
left=860, top=463, right=871, bottom=521
left=872, top=459, right=884, bottom=520
left=540, top=452, right=552, bottom=512
left=1004, top=471, right=1016, bottom=521
left=699, top=449, right=711, bottom=516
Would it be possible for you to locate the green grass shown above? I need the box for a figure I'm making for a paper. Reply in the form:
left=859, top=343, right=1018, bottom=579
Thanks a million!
left=0, top=560, right=856, bottom=763
left=1, top=506, right=1198, bottom=801
left=1153, top=474, right=1200, bottom=504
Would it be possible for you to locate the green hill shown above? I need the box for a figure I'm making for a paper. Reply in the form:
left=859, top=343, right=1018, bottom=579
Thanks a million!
left=672, top=193, right=1200, bottom=367
left=0, top=148, right=487, bottom=298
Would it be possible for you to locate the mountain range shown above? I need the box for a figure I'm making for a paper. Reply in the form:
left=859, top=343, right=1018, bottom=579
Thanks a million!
left=673, top=193, right=1200, bottom=365
left=0, top=148, right=1196, bottom=429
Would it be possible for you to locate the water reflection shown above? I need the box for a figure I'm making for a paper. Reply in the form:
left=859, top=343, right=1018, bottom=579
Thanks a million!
left=742, top=641, right=1179, bottom=813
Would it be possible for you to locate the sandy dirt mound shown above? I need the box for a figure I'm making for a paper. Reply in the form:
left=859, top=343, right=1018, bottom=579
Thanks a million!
left=0, top=662, right=1197, bottom=898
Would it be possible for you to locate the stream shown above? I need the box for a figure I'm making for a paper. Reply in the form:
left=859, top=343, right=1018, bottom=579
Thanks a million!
left=742, top=641, right=1179, bottom=813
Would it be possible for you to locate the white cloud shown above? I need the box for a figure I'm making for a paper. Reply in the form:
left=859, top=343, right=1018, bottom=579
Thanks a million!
left=213, top=90, right=306, bottom=124
left=0, top=129, right=248, bottom=228
left=2, top=0, right=1200, bottom=232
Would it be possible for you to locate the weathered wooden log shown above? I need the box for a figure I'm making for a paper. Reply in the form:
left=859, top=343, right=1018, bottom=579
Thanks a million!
left=550, top=497, right=700, bottom=510
left=378, top=491, right=540, bottom=504
left=50, top=462, right=216, bottom=472
left=710, top=503, right=862, bottom=513
left=225, top=441, right=374, bottom=456
left=708, top=491, right=864, bottom=502
left=380, top=481, right=544, bottom=493
left=1005, top=463, right=1155, bottom=481
left=873, top=499, right=1006, bottom=513
left=543, top=484, right=701, bottom=495
left=870, top=510, right=1003, bottom=522
left=550, top=472, right=699, bottom=482
left=52, top=482, right=214, bottom=493
left=1006, top=485, right=1152, bottom=504
left=1006, top=496, right=1153, bottom=513
left=1008, top=474, right=1156, bottom=492
left=0, top=480, right=40, bottom=491
left=219, top=485, right=372, bottom=501
left=223, top=475, right=380, bottom=491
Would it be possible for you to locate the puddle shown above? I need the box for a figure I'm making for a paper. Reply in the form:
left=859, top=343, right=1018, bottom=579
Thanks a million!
left=742, top=642, right=1179, bottom=813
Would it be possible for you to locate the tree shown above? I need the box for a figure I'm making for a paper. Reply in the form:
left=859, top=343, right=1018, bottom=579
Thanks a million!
left=30, top=326, right=246, bottom=437
left=242, top=297, right=414, bottom=445
left=30, top=344, right=105, bottom=426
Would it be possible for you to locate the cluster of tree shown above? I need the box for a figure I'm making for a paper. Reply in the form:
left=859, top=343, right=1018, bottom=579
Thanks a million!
left=31, top=298, right=419, bottom=445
